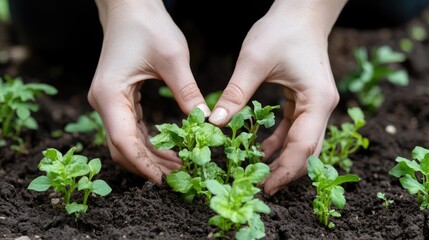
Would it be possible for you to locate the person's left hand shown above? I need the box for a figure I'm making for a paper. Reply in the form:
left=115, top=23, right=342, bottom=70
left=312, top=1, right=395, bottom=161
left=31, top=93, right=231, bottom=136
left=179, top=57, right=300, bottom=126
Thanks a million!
left=209, top=0, right=346, bottom=195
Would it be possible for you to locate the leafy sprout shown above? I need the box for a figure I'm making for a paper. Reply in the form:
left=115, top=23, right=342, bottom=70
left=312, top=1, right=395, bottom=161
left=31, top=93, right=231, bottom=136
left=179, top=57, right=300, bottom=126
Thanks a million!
left=307, top=156, right=360, bottom=228
left=28, top=147, right=112, bottom=219
left=0, top=75, right=57, bottom=152
left=376, top=192, right=394, bottom=209
left=64, top=111, right=106, bottom=146
left=320, top=107, right=369, bottom=172
left=339, top=46, right=409, bottom=112
left=389, top=146, right=429, bottom=210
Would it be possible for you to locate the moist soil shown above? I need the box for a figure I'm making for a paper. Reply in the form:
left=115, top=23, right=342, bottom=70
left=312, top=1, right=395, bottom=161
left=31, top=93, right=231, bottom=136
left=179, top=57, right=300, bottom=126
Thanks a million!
left=2, top=10, right=429, bottom=240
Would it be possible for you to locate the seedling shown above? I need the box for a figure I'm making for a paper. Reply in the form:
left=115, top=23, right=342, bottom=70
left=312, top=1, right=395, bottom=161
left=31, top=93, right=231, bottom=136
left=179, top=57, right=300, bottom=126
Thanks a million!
left=0, top=75, right=57, bottom=152
left=376, top=192, right=394, bottom=209
left=320, top=107, right=369, bottom=172
left=151, top=100, right=278, bottom=238
left=307, top=156, right=360, bottom=228
left=339, top=46, right=409, bottom=112
left=65, top=111, right=106, bottom=146
left=206, top=163, right=270, bottom=240
left=150, top=108, right=226, bottom=201
left=389, top=146, right=429, bottom=210
left=28, top=147, right=112, bottom=218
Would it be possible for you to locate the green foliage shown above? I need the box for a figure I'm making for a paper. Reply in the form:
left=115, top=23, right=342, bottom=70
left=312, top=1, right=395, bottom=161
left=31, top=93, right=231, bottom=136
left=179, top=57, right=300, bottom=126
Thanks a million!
left=410, top=25, right=427, bottom=42
left=320, top=107, right=369, bottom=172
left=376, top=192, right=394, bottom=209
left=0, top=75, right=57, bottom=152
left=339, top=46, right=409, bottom=112
left=151, top=100, right=278, bottom=239
left=307, top=156, right=360, bottom=228
left=389, top=146, right=429, bottom=210
left=206, top=163, right=270, bottom=240
left=65, top=111, right=106, bottom=146
left=28, top=147, right=112, bottom=219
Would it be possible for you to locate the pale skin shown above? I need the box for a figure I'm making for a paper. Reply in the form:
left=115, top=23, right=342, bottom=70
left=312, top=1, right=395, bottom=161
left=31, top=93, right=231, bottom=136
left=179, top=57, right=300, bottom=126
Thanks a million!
left=89, top=0, right=347, bottom=195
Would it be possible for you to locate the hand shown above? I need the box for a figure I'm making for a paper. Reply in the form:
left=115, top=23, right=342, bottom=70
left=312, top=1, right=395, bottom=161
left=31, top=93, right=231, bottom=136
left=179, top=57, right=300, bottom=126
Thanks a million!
left=88, top=0, right=210, bottom=183
left=209, top=0, right=346, bottom=195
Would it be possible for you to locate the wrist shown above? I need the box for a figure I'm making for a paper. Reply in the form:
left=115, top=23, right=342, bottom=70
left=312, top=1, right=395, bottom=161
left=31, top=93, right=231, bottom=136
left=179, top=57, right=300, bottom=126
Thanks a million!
left=270, top=0, right=347, bottom=39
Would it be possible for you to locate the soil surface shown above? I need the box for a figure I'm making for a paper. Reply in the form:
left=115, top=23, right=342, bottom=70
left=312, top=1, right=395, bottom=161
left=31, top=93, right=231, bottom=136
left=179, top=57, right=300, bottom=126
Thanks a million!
left=2, top=7, right=429, bottom=240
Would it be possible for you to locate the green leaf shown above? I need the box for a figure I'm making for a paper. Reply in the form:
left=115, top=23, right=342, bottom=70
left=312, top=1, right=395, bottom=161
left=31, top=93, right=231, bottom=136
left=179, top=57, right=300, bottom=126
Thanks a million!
left=389, top=161, right=415, bottom=178
left=92, top=179, right=112, bottom=196
left=244, top=163, right=269, bottom=184
left=188, top=108, right=205, bottom=124
left=331, top=174, right=361, bottom=186
left=65, top=115, right=96, bottom=133
left=205, top=91, right=222, bottom=111
left=246, top=198, right=271, bottom=214
left=28, top=176, right=51, bottom=191
left=330, top=186, right=346, bottom=209
left=387, top=70, right=408, bottom=86
left=307, top=156, right=324, bottom=180
left=166, top=171, right=193, bottom=193
left=324, top=165, right=339, bottom=181
left=88, top=158, right=102, bottom=175
left=158, top=86, right=174, bottom=98
left=347, top=107, right=365, bottom=128
left=206, top=179, right=229, bottom=196
left=26, top=83, right=58, bottom=95
left=374, top=46, right=406, bottom=64
left=22, top=116, right=38, bottom=130
left=78, top=176, right=92, bottom=190
left=412, top=146, right=429, bottom=161
left=65, top=162, right=90, bottom=178
left=66, top=202, right=88, bottom=215
left=191, top=146, right=211, bottom=166
left=44, top=148, right=62, bottom=161
left=228, top=112, right=245, bottom=132
left=399, top=174, right=425, bottom=195
left=16, top=106, right=30, bottom=119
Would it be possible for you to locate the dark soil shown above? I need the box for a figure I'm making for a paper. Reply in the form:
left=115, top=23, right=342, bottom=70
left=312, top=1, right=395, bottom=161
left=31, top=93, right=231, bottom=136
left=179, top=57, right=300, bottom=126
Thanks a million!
left=2, top=8, right=429, bottom=240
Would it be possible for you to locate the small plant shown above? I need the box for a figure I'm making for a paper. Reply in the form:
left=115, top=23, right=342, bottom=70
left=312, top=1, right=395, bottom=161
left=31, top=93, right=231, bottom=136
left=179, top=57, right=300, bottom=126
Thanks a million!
left=0, top=75, right=57, bottom=152
left=151, top=100, right=278, bottom=239
left=206, top=163, right=270, bottom=240
left=65, top=111, right=106, bottom=146
left=389, top=146, right=429, bottom=210
left=28, top=147, right=112, bottom=218
left=320, top=107, right=369, bottom=172
left=376, top=192, right=394, bottom=209
left=307, top=156, right=360, bottom=229
left=339, top=46, right=409, bottom=112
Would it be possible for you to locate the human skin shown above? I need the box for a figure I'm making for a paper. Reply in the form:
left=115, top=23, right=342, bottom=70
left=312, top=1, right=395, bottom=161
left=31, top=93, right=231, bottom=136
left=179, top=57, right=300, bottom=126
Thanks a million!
left=89, top=0, right=347, bottom=195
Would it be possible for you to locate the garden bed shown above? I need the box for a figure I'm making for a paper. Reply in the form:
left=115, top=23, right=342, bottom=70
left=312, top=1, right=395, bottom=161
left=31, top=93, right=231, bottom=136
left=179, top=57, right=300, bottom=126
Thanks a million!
left=2, top=10, right=429, bottom=240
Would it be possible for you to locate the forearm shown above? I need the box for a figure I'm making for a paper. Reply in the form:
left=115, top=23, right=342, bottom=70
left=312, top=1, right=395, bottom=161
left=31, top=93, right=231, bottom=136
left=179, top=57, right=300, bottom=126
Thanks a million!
left=270, top=0, right=347, bottom=38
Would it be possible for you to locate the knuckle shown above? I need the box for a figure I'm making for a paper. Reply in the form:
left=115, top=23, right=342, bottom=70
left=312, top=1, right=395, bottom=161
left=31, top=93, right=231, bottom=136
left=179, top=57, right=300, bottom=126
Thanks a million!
left=179, top=82, right=201, bottom=102
left=221, top=83, right=245, bottom=106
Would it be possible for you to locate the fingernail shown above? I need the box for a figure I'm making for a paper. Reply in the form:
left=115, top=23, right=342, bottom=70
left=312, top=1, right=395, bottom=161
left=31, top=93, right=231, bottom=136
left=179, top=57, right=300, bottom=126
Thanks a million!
left=268, top=187, right=280, bottom=196
left=209, top=107, right=228, bottom=125
left=196, top=104, right=211, bottom=117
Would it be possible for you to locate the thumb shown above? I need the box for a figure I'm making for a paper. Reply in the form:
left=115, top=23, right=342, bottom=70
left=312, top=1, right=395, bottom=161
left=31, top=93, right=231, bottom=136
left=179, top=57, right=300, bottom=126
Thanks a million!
left=209, top=57, right=266, bottom=126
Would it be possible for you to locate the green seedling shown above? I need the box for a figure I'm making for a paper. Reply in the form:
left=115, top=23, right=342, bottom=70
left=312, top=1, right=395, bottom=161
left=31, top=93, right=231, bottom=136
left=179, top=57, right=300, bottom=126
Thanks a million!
left=150, top=108, right=226, bottom=202
left=65, top=111, right=106, bottom=146
left=151, top=100, right=278, bottom=238
left=399, top=38, right=414, bottom=53
left=0, top=76, right=57, bottom=152
left=376, top=192, right=394, bottom=209
left=320, top=107, right=369, bottom=172
left=206, top=163, right=270, bottom=240
left=307, top=156, right=360, bottom=229
left=410, top=25, right=427, bottom=42
left=28, top=147, right=112, bottom=218
left=389, top=146, right=429, bottom=210
left=339, top=46, right=409, bottom=112
left=158, top=86, right=222, bottom=110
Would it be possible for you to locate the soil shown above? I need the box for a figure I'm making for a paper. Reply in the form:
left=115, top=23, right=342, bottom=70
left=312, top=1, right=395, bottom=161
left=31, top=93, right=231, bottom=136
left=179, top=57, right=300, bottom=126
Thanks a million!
left=2, top=7, right=429, bottom=240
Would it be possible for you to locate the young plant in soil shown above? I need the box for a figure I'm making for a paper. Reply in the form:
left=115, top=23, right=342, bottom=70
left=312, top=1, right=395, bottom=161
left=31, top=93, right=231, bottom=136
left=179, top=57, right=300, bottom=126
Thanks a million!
left=0, top=75, right=57, bottom=152
left=339, top=45, right=409, bottom=112
left=389, top=146, right=429, bottom=209
left=307, top=156, right=361, bottom=229
left=65, top=111, right=107, bottom=146
left=376, top=192, right=394, bottom=209
left=151, top=100, right=278, bottom=239
left=320, top=107, right=369, bottom=172
left=28, top=147, right=112, bottom=218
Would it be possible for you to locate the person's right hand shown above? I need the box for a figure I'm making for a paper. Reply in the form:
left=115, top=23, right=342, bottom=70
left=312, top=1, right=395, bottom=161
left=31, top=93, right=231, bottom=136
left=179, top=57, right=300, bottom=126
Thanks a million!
left=88, top=0, right=211, bottom=183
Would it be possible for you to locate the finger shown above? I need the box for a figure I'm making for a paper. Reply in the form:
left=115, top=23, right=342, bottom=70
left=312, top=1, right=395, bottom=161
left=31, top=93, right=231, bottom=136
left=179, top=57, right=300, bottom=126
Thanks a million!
left=261, top=119, right=290, bottom=161
left=263, top=104, right=332, bottom=195
left=95, top=88, right=166, bottom=183
left=209, top=53, right=268, bottom=126
left=159, top=58, right=211, bottom=117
